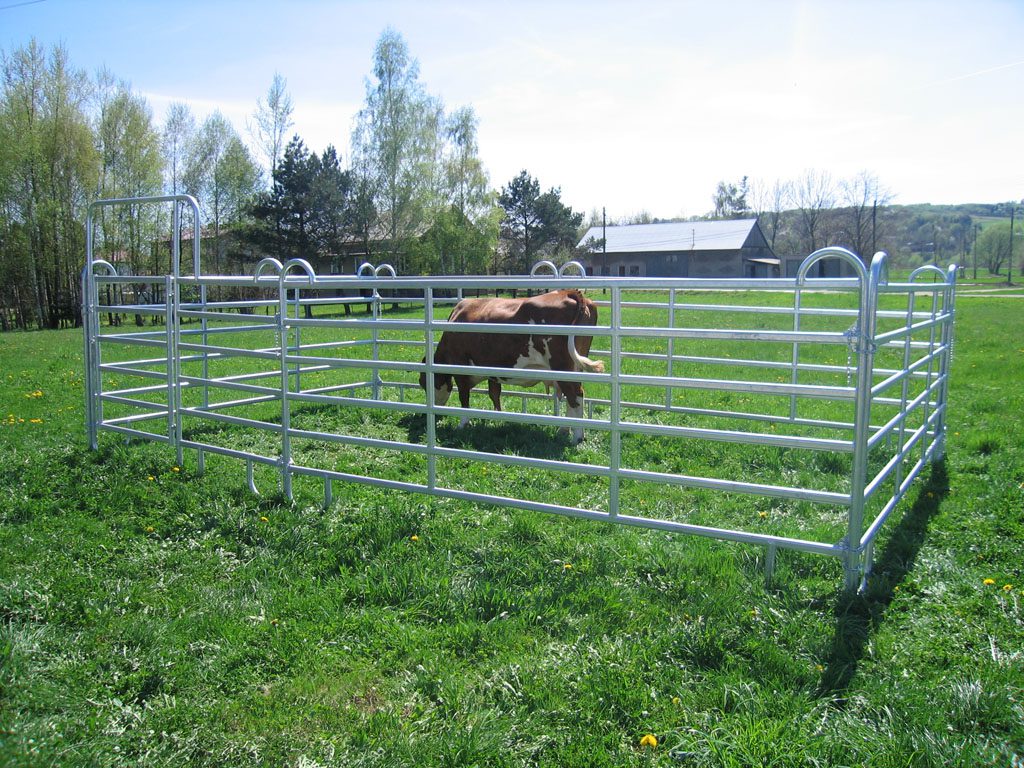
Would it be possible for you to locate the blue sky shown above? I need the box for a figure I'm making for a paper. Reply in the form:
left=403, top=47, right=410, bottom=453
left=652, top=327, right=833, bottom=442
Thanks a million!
left=4, top=0, right=1023, bottom=219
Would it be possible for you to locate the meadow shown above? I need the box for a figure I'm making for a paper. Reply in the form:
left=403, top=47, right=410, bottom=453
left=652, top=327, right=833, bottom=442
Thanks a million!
left=0, top=289, right=1022, bottom=767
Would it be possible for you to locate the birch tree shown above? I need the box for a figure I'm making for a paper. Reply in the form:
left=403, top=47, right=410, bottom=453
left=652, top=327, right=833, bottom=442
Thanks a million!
left=251, top=72, right=293, bottom=179
left=0, top=40, right=96, bottom=329
left=351, top=28, right=442, bottom=269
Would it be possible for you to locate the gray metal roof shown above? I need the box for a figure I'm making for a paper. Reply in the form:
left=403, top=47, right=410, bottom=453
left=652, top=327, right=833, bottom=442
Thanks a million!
left=578, top=219, right=759, bottom=253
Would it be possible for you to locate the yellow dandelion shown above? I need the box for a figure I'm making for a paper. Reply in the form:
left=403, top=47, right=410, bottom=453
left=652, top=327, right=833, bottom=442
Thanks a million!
left=563, top=563, right=573, bottom=570
left=671, top=696, right=681, bottom=706
left=260, top=516, right=269, bottom=522
left=29, top=418, right=43, bottom=424
left=983, top=578, right=995, bottom=586
left=172, top=466, right=180, bottom=472
left=1003, top=584, right=1013, bottom=592
left=145, top=526, right=154, bottom=533
left=815, top=663, right=825, bottom=672
left=639, top=734, right=658, bottom=748
left=410, top=534, right=419, bottom=542
left=758, top=511, right=768, bottom=519
left=147, top=475, right=155, bottom=481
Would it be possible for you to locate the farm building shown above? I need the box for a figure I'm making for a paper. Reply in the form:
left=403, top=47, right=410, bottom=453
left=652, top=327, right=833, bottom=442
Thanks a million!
left=577, top=218, right=779, bottom=278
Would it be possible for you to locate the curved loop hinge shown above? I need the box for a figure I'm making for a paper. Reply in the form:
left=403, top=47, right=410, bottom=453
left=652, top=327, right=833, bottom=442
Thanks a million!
left=796, top=246, right=868, bottom=286
left=253, top=258, right=284, bottom=281
left=282, top=258, right=317, bottom=282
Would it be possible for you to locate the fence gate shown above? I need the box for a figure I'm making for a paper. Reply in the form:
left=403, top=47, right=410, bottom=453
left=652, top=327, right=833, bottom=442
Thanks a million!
left=83, top=195, right=957, bottom=591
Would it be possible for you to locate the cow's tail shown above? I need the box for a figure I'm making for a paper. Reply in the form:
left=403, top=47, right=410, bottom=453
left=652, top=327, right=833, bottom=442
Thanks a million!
left=568, top=339, right=605, bottom=373
left=567, top=290, right=605, bottom=373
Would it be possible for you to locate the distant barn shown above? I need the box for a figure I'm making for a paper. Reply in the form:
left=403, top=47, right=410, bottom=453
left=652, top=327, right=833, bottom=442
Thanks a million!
left=577, top=219, right=779, bottom=278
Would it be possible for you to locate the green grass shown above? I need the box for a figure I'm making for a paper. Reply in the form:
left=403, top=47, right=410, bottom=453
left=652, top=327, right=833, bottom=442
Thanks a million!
left=1, top=294, right=1022, bottom=766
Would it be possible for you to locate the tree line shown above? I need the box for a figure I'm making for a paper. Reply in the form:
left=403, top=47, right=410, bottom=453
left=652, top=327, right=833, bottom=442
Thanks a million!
left=0, top=30, right=582, bottom=330
left=2, top=31, right=1020, bottom=331
left=604, top=173, right=1021, bottom=278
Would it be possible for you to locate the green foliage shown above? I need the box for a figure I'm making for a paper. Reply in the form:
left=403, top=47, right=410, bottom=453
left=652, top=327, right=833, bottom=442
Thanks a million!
left=974, top=220, right=1018, bottom=278
left=0, top=40, right=97, bottom=330
left=711, top=177, right=750, bottom=219
left=498, top=170, right=584, bottom=273
left=1, top=293, right=1022, bottom=766
left=246, top=137, right=356, bottom=267
left=406, top=204, right=497, bottom=275
left=350, top=30, right=496, bottom=274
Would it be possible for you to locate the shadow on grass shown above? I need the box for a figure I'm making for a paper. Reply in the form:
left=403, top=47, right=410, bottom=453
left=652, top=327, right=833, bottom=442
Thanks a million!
left=817, top=460, right=949, bottom=699
left=400, top=413, right=578, bottom=462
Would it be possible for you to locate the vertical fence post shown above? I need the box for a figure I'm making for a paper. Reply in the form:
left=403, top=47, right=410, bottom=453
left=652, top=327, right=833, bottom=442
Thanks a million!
left=425, top=287, right=437, bottom=491
left=934, top=265, right=958, bottom=460
left=845, top=252, right=885, bottom=590
left=895, top=287, right=917, bottom=493
left=81, top=263, right=98, bottom=450
left=371, top=281, right=382, bottom=401
left=277, top=272, right=293, bottom=501
left=292, top=286, right=302, bottom=393
left=608, top=286, right=622, bottom=518
left=666, top=288, right=676, bottom=410
left=165, top=274, right=182, bottom=467
left=789, top=282, right=804, bottom=422
left=171, top=272, right=184, bottom=468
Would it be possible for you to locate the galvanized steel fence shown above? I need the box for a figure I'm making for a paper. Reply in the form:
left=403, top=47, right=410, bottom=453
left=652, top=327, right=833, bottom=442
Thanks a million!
left=83, top=195, right=957, bottom=590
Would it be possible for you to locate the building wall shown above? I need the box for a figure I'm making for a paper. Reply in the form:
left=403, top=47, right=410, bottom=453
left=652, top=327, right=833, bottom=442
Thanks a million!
left=587, top=249, right=748, bottom=278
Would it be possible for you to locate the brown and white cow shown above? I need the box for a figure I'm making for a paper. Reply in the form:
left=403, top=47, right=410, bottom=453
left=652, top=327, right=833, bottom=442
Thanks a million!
left=419, top=289, right=604, bottom=443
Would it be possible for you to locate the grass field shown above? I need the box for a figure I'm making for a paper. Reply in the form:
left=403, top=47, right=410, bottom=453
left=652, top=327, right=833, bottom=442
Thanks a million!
left=1, top=291, right=1022, bottom=766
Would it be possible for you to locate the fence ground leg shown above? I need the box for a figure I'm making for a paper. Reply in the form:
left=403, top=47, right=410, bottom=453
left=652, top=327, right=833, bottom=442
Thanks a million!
left=843, top=543, right=863, bottom=592
left=764, top=544, right=777, bottom=587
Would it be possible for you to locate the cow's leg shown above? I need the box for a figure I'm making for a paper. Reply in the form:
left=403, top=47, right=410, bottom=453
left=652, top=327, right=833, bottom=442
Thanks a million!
left=455, top=376, right=474, bottom=428
left=556, top=382, right=586, bottom=444
left=487, top=378, right=502, bottom=411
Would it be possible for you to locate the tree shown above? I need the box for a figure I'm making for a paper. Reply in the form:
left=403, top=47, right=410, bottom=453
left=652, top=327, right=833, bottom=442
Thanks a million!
left=749, top=178, right=789, bottom=251
left=442, top=107, right=491, bottom=220
left=184, top=111, right=261, bottom=269
left=975, top=221, right=1014, bottom=277
left=161, top=101, right=194, bottom=196
left=0, top=40, right=97, bottom=329
left=351, top=28, right=443, bottom=269
left=789, top=170, right=836, bottom=255
left=426, top=105, right=500, bottom=274
left=247, top=136, right=356, bottom=265
left=94, top=74, right=164, bottom=280
left=711, top=177, right=750, bottom=219
left=836, top=171, right=893, bottom=259
left=498, top=170, right=583, bottom=273
left=250, top=72, right=293, bottom=179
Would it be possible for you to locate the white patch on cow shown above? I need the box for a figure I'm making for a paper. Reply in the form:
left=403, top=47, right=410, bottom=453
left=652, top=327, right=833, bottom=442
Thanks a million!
left=502, top=336, right=552, bottom=387
left=434, top=382, right=452, bottom=406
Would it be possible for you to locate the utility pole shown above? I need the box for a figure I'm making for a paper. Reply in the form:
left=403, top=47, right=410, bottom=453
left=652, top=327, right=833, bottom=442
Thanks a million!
left=1010, top=206, right=1016, bottom=284
left=973, top=223, right=979, bottom=280
left=602, top=206, right=607, bottom=281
